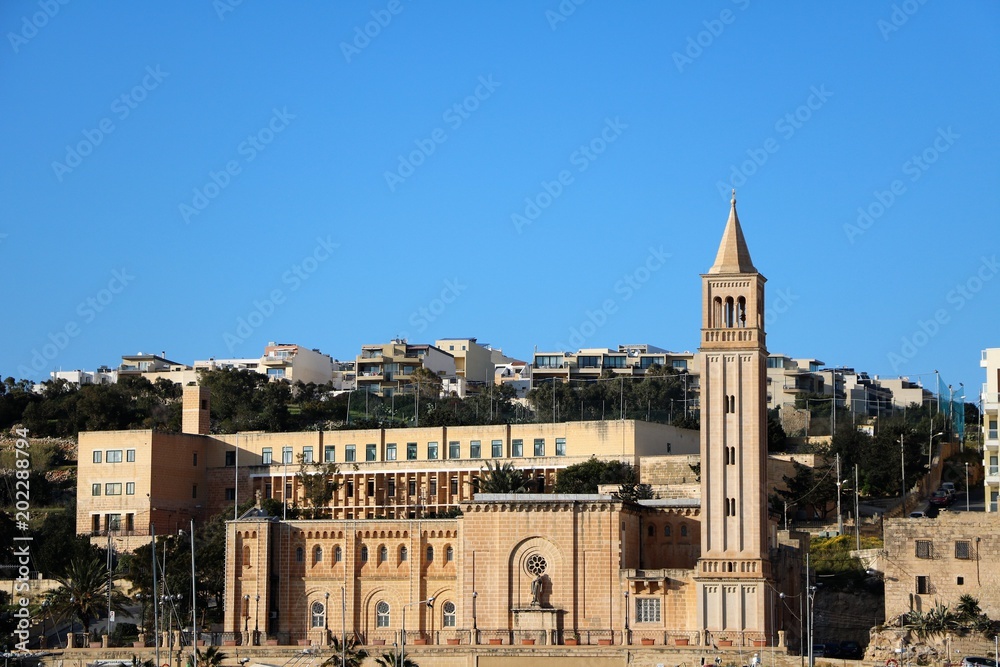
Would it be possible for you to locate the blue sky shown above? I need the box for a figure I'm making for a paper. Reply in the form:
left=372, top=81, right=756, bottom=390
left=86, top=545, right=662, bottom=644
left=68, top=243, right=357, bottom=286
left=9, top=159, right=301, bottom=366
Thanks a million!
left=2, top=1, right=997, bottom=401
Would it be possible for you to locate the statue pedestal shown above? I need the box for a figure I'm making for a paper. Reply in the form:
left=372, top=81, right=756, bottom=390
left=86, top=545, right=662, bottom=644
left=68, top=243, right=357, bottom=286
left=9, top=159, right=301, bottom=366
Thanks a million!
left=512, top=606, right=562, bottom=645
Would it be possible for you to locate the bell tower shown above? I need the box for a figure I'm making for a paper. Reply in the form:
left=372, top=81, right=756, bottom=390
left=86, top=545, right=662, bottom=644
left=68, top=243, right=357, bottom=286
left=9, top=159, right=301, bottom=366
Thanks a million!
left=694, top=192, right=771, bottom=640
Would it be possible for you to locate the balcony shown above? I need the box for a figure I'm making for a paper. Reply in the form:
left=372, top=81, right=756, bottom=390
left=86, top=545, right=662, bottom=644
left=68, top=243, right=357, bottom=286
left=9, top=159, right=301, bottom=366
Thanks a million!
left=262, top=356, right=291, bottom=366
left=987, top=465, right=999, bottom=480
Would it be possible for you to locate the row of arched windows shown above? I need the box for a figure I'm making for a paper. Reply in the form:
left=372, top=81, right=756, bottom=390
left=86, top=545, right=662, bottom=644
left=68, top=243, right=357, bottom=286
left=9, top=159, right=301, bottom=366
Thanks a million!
left=712, top=296, right=748, bottom=328
left=645, top=523, right=690, bottom=538
left=308, top=600, right=456, bottom=629
left=294, top=544, right=454, bottom=566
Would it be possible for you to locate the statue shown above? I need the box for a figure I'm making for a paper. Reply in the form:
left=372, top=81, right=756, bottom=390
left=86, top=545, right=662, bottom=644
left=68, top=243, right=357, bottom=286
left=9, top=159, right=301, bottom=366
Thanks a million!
left=530, top=575, right=544, bottom=606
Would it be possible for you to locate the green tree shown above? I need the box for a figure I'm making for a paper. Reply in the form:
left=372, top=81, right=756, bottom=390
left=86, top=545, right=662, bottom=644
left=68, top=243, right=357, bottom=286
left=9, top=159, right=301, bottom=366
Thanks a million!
left=470, top=461, right=528, bottom=494
left=323, top=637, right=369, bottom=667
left=373, top=650, right=417, bottom=667
left=767, top=408, right=787, bottom=452
left=775, top=460, right=838, bottom=519
left=47, top=556, right=129, bottom=634
left=554, top=457, right=636, bottom=494
left=296, top=455, right=340, bottom=519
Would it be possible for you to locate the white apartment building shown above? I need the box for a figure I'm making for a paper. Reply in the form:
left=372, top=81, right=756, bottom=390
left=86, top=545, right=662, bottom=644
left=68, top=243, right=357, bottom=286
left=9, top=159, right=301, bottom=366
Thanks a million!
left=982, top=348, right=999, bottom=512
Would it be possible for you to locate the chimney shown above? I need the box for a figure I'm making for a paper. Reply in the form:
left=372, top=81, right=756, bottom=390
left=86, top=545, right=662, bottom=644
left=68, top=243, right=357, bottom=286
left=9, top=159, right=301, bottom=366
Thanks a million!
left=182, top=385, right=211, bottom=435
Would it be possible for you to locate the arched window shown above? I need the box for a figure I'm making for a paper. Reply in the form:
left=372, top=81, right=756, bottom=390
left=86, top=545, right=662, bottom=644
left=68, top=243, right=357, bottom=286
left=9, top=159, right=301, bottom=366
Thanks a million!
left=360, top=545, right=369, bottom=563
left=379, top=545, right=388, bottom=563
left=680, top=524, right=688, bottom=537
left=446, top=546, right=454, bottom=562
left=295, top=546, right=304, bottom=563
left=242, top=545, right=251, bottom=568
left=663, top=524, right=671, bottom=537
left=724, top=297, right=735, bottom=328
left=376, top=601, right=390, bottom=628
left=647, top=525, right=655, bottom=537
left=310, top=601, right=325, bottom=628
left=334, top=546, right=342, bottom=563
left=426, top=546, right=434, bottom=562
left=314, top=546, right=322, bottom=563
left=713, top=297, right=723, bottom=327
left=400, top=546, right=408, bottom=562
left=736, top=296, right=747, bottom=327
left=442, top=601, right=456, bottom=627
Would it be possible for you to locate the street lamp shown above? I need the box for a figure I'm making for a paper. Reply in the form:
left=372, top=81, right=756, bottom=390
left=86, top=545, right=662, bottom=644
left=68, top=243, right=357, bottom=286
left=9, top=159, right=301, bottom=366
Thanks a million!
left=401, top=597, right=435, bottom=667
left=471, top=591, right=478, bottom=643
left=623, top=591, right=630, bottom=645
left=324, top=592, right=330, bottom=646
left=779, top=592, right=803, bottom=667
left=254, top=595, right=260, bottom=645
left=929, top=431, right=944, bottom=470
left=806, top=586, right=817, bottom=667
left=965, top=462, right=970, bottom=511
left=243, top=594, right=250, bottom=642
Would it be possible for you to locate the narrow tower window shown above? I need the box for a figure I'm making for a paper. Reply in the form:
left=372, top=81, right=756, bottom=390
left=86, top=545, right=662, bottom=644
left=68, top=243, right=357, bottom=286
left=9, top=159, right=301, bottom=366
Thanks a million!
left=713, top=297, right=723, bottom=327
left=724, top=297, right=735, bottom=327
left=736, top=296, right=747, bottom=327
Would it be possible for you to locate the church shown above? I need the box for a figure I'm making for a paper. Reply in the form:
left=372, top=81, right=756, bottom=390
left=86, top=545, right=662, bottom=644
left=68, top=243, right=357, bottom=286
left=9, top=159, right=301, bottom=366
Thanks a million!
left=222, top=196, right=806, bottom=649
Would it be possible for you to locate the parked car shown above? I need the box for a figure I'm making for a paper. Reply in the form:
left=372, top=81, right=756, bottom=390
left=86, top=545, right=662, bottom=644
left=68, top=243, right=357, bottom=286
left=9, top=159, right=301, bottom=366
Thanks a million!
left=961, top=657, right=997, bottom=667
left=941, top=482, right=957, bottom=497
left=811, top=644, right=826, bottom=658
left=840, top=640, right=862, bottom=659
left=930, top=489, right=953, bottom=507
left=823, top=642, right=842, bottom=658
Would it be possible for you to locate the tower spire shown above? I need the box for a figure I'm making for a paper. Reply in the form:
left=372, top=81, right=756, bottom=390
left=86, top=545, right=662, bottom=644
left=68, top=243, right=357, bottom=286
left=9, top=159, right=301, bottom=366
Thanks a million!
left=707, top=190, right=756, bottom=274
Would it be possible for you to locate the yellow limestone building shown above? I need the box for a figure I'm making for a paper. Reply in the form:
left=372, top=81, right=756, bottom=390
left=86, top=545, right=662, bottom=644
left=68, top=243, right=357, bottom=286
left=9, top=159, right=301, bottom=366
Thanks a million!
left=222, top=197, right=804, bottom=650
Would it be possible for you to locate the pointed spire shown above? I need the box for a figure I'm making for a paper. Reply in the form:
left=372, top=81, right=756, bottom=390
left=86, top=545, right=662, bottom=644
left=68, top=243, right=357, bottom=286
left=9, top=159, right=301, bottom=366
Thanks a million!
left=707, top=190, right=756, bottom=274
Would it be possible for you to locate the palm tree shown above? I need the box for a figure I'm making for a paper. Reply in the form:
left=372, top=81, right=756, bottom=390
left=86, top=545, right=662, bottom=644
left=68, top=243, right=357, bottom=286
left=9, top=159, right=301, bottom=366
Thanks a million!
left=194, top=645, right=226, bottom=667
left=47, top=556, right=129, bottom=634
left=374, top=650, right=418, bottom=667
left=955, top=594, right=982, bottom=622
left=470, top=461, right=528, bottom=494
left=321, top=637, right=369, bottom=667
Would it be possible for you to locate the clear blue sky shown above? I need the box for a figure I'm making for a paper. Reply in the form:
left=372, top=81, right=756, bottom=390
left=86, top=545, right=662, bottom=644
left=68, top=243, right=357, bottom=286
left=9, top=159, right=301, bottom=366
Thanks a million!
left=2, top=2, right=997, bottom=400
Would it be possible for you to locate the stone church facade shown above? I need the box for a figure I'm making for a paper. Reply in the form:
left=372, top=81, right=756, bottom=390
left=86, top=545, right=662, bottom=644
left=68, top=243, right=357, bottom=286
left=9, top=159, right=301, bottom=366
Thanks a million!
left=223, top=197, right=806, bottom=648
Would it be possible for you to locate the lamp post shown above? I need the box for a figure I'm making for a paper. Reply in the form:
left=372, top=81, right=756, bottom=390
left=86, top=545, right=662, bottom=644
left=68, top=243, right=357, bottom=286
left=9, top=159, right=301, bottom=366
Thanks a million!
left=806, top=586, right=817, bottom=667
left=965, top=462, right=970, bottom=511
left=900, top=434, right=907, bottom=513
left=324, top=592, right=330, bottom=646
left=471, top=591, right=477, bottom=644
left=243, top=594, right=250, bottom=644
left=254, top=594, right=260, bottom=645
left=401, top=597, right=435, bottom=667
left=623, top=591, right=630, bottom=645
left=779, top=592, right=803, bottom=667
left=929, top=431, right=944, bottom=470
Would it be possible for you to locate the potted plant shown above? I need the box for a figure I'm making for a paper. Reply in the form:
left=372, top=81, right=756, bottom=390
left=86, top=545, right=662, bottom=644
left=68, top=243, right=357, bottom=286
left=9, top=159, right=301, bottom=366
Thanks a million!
left=641, top=638, right=655, bottom=645
left=89, top=631, right=102, bottom=649
left=447, top=638, right=461, bottom=645
left=564, top=634, right=579, bottom=645
left=717, top=639, right=733, bottom=647
left=521, top=638, right=536, bottom=645
left=488, top=638, right=503, bottom=645
left=675, top=637, right=690, bottom=646
left=598, top=638, right=614, bottom=645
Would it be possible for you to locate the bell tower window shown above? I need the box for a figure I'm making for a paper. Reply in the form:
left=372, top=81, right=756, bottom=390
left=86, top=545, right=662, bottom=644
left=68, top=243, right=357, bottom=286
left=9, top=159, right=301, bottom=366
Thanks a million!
left=724, top=297, right=735, bottom=327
